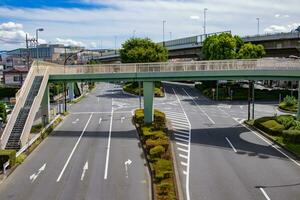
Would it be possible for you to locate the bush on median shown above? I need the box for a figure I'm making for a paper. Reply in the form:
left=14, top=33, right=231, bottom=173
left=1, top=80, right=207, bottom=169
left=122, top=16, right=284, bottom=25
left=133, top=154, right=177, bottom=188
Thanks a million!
left=0, top=149, right=16, bottom=167
left=282, top=129, right=300, bottom=143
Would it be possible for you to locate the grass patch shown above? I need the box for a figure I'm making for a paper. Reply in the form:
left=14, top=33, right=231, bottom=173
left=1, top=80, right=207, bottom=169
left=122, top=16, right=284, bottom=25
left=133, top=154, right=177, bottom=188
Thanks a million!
left=134, top=109, right=177, bottom=200
left=16, top=153, right=27, bottom=165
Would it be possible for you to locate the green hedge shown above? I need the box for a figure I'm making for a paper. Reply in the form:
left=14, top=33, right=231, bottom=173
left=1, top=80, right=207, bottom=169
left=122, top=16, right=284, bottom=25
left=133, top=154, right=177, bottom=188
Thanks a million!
left=0, top=87, right=19, bottom=98
left=0, top=149, right=16, bottom=167
left=282, top=130, right=300, bottom=143
left=123, top=82, right=164, bottom=97
left=254, top=117, right=284, bottom=135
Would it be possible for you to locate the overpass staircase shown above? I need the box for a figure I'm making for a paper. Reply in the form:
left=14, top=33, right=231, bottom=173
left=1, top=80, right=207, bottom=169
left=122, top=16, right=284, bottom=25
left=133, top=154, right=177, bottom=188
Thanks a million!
left=0, top=64, right=49, bottom=150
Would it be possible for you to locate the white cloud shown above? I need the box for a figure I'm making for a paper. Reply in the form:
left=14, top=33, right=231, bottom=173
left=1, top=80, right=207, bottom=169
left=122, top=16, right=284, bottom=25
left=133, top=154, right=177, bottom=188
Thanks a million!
left=264, top=23, right=300, bottom=33
left=0, top=22, right=27, bottom=44
left=190, top=15, right=200, bottom=20
left=274, top=14, right=290, bottom=19
left=55, top=38, right=85, bottom=47
left=0, top=22, right=23, bottom=31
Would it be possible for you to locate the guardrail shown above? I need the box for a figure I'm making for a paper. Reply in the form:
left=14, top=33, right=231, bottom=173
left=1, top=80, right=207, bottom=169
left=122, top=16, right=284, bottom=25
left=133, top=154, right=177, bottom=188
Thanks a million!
left=44, top=58, right=300, bottom=75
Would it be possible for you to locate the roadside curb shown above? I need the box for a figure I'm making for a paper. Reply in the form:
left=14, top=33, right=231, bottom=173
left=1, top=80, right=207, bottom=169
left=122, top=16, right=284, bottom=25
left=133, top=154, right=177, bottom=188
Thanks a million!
left=243, top=122, right=300, bottom=161
left=276, top=106, right=296, bottom=115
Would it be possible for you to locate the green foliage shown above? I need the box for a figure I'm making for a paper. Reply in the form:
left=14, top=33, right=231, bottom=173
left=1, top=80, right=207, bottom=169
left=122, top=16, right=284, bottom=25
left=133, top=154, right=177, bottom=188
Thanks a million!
left=0, top=102, right=7, bottom=122
left=237, top=43, right=266, bottom=59
left=0, top=87, right=19, bottom=98
left=282, top=129, right=300, bottom=143
left=275, top=115, right=295, bottom=129
left=123, top=81, right=164, bottom=97
left=120, top=38, right=168, bottom=63
left=0, top=149, right=16, bottom=167
left=49, top=83, right=63, bottom=97
left=283, top=95, right=297, bottom=106
left=202, top=33, right=265, bottom=60
left=153, top=159, right=173, bottom=181
left=254, top=117, right=284, bottom=135
left=31, top=123, right=44, bottom=133
left=150, top=145, right=165, bottom=158
left=16, top=153, right=27, bottom=165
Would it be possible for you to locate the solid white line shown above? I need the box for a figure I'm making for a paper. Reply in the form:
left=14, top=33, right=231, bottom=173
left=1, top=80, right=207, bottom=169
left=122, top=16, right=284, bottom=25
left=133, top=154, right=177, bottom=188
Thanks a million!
left=56, top=114, right=93, bottom=182
left=176, top=142, right=189, bottom=148
left=259, top=188, right=271, bottom=200
left=172, top=88, right=191, bottom=200
left=182, top=88, right=215, bottom=125
left=179, top=153, right=188, bottom=159
left=239, top=121, right=300, bottom=167
left=70, top=111, right=130, bottom=114
left=175, top=137, right=189, bottom=143
left=225, top=137, right=238, bottom=153
left=104, top=98, right=114, bottom=180
left=174, top=133, right=189, bottom=139
left=177, top=147, right=189, bottom=153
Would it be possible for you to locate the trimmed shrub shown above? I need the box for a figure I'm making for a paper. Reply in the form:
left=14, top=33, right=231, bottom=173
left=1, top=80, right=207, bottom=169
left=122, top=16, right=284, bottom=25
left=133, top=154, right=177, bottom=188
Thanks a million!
left=150, top=145, right=165, bottom=158
left=282, top=130, right=300, bottom=143
left=283, top=95, right=297, bottom=106
left=0, top=149, right=16, bottom=167
left=275, top=115, right=295, bottom=129
left=145, top=138, right=169, bottom=150
left=153, top=159, right=173, bottom=182
left=16, top=153, right=27, bottom=165
left=254, top=117, right=284, bottom=135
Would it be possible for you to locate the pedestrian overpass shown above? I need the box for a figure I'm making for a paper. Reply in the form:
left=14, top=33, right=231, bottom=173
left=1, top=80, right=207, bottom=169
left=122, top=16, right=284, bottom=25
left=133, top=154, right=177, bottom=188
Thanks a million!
left=1, top=58, right=300, bottom=150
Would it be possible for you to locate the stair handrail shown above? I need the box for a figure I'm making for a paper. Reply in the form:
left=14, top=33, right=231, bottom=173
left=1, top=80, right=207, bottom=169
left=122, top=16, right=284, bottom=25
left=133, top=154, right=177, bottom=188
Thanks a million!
left=0, top=65, right=37, bottom=149
left=19, top=67, right=49, bottom=147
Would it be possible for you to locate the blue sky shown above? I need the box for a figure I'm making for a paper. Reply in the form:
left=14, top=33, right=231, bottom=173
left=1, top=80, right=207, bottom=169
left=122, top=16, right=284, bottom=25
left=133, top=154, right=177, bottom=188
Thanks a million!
left=0, top=0, right=299, bottom=50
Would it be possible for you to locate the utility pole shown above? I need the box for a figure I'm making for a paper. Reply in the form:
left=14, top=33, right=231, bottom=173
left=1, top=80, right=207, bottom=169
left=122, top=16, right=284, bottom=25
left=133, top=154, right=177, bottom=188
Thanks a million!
left=163, top=20, right=166, bottom=47
left=203, top=8, right=208, bottom=35
left=256, top=17, right=260, bottom=35
left=25, top=34, right=37, bottom=70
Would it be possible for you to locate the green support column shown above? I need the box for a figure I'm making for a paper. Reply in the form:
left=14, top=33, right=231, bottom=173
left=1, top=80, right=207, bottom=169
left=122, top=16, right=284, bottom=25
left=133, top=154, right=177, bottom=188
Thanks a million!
left=41, top=83, right=50, bottom=126
left=143, top=81, right=154, bottom=124
left=297, top=81, right=300, bottom=119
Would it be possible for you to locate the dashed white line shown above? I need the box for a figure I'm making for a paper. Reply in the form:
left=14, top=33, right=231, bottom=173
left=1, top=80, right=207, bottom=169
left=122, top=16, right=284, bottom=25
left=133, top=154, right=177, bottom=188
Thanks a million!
left=225, top=137, right=238, bottom=153
left=259, top=188, right=271, bottom=200
left=182, top=88, right=215, bottom=125
left=56, top=114, right=93, bottom=182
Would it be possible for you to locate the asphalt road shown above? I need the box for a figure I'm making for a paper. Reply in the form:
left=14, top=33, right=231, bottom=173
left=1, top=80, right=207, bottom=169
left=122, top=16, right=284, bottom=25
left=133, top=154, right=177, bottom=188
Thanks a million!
left=0, top=83, right=149, bottom=200
left=158, top=82, right=300, bottom=200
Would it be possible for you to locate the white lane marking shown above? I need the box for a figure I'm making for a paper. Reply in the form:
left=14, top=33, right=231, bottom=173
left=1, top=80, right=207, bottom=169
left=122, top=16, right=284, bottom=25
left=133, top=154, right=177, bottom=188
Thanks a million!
left=168, top=117, right=189, bottom=123
left=235, top=119, right=300, bottom=167
left=173, top=124, right=190, bottom=129
left=56, top=114, right=93, bottom=182
left=30, top=163, right=46, bottom=183
left=225, top=137, right=238, bottom=153
left=175, top=137, right=189, bottom=142
left=183, top=171, right=187, bottom=175
left=72, top=118, right=79, bottom=124
left=70, top=111, right=130, bottom=114
left=121, top=116, right=125, bottom=123
left=176, top=142, right=189, bottom=148
left=177, top=147, right=189, bottom=153
left=240, top=105, right=244, bottom=110
left=181, top=161, right=188, bottom=167
left=174, top=133, right=189, bottom=138
left=80, top=161, right=89, bottom=181
left=179, top=154, right=188, bottom=159
left=97, top=97, right=100, bottom=103
left=104, top=98, right=114, bottom=180
left=259, top=188, right=271, bottom=200
left=182, top=88, right=215, bottom=125
left=172, top=88, right=191, bottom=200
left=99, top=117, right=102, bottom=125
left=174, top=129, right=189, bottom=134
left=172, top=120, right=190, bottom=125
left=124, top=159, right=132, bottom=178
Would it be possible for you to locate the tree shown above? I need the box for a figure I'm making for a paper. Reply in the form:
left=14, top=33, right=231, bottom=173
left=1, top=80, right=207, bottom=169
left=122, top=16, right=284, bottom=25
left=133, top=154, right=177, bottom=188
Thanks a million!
left=0, top=103, right=7, bottom=123
left=202, top=33, right=237, bottom=60
left=237, top=43, right=266, bottom=59
left=120, top=38, right=168, bottom=63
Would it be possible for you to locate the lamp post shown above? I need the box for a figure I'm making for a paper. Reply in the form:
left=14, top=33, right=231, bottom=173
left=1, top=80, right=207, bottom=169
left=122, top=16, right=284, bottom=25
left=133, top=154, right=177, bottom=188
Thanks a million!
left=36, top=28, right=44, bottom=70
left=203, top=8, right=208, bottom=35
left=163, top=20, right=166, bottom=46
left=256, top=17, right=260, bottom=35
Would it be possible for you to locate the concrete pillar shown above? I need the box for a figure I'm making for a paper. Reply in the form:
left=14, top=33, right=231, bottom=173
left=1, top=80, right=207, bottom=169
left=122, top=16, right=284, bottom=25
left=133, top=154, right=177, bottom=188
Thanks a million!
left=297, top=81, right=300, bottom=119
left=41, top=83, right=50, bottom=125
left=143, top=81, right=154, bottom=124
left=68, top=82, right=75, bottom=100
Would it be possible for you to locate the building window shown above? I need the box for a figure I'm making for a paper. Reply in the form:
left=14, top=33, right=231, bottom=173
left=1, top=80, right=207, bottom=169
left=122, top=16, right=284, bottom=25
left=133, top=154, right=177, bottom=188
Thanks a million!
left=13, top=76, right=21, bottom=82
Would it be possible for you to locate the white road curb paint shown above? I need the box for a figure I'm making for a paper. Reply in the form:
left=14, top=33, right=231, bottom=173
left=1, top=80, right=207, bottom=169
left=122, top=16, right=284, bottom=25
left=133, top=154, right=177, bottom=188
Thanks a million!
left=104, top=98, right=114, bottom=180
left=235, top=118, right=300, bottom=167
left=259, top=188, right=271, bottom=200
left=56, top=114, right=93, bottom=182
left=182, top=88, right=215, bottom=125
left=172, top=88, right=191, bottom=200
left=30, top=163, right=46, bottom=183
left=225, top=137, right=238, bottom=153
left=80, top=161, right=88, bottom=181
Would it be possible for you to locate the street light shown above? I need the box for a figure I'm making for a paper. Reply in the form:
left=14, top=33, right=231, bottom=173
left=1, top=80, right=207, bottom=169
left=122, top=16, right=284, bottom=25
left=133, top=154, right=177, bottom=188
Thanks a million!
left=203, top=8, right=208, bottom=35
left=163, top=20, right=166, bottom=46
left=256, top=17, right=260, bottom=35
left=36, top=28, right=44, bottom=71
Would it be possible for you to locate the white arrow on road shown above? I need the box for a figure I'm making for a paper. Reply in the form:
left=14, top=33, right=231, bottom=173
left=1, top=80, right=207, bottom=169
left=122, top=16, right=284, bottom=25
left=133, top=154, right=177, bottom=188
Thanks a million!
left=99, top=117, right=102, bottom=125
left=124, top=159, right=132, bottom=178
left=30, top=163, right=46, bottom=183
left=80, top=161, right=89, bottom=181
left=72, top=118, right=79, bottom=124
